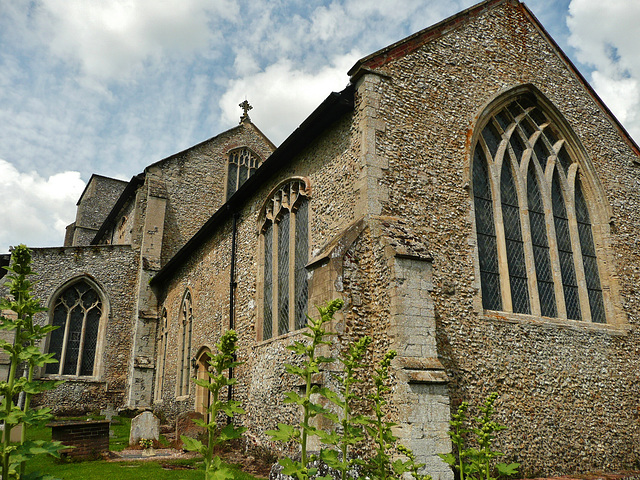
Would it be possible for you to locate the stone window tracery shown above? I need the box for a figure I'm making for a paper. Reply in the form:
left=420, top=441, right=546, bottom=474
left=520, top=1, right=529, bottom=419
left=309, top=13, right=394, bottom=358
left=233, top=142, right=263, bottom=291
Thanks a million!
left=472, top=94, right=607, bottom=323
left=177, top=291, right=193, bottom=396
left=260, top=178, right=310, bottom=340
left=226, top=148, right=261, bottom=200
left=45, top=279, right=104, bottom=377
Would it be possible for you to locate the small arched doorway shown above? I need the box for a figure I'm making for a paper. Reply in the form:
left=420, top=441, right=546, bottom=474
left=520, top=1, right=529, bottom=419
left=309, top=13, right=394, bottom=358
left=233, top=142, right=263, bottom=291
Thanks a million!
left=194, top=347, right=212, bottom=421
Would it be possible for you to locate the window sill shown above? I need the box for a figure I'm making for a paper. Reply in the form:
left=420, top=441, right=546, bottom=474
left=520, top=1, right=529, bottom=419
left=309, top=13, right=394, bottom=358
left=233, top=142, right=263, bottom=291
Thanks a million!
left=481, top=310, right=631, bottom=335
left=175, top=395, right=191, bottom=402
left=255, top=328, right=309, bottom=347
left=41, top=375, right=103, bottom=383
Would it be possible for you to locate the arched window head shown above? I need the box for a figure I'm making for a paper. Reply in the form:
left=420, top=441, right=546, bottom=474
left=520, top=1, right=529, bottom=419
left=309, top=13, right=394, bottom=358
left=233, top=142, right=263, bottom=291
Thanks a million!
left=472, top=91, right=607, bottom=324
left=226, top=148, right=261, bottom=200
left=45, top=279, right=104, bottom=377
left=260, top=178, right=311, bottom=340
left=177, top=291, right=193, bottom=396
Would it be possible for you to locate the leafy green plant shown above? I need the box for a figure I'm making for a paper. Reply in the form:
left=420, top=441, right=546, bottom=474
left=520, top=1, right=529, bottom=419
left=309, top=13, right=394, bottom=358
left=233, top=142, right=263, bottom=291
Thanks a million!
left=319, top=335, right=371, bottom=480
left=438, top=392, right=519, bottom=480
left=266, top=299, right=343, bottom=480
left=359, top=350, right=400, bottom=480
left=0, top=244, right=65, bottom=480
left=181, top=329, right=246, bottom=480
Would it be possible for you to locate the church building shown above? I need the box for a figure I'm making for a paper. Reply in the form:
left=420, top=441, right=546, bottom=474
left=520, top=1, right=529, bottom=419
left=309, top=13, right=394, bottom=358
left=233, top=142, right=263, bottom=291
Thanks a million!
left=2, top=0, right=639, bottom=477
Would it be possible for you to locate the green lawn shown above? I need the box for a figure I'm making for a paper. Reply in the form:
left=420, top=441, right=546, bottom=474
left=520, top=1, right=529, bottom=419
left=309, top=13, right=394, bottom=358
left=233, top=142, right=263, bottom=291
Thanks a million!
left=21, top=416, right=258, bottom=480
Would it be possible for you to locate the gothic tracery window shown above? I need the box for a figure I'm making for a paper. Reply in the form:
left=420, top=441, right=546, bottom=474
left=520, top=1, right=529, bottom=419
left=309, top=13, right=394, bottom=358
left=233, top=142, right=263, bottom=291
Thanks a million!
left=472, top=94, right=606, bottom=323
left=260, top=178, right=310, bottom=340
left=45, top=279, right=103, bottom=376
left=226, top=148, right=261, bottom=200
left=177, top=291, right=193, bottom=396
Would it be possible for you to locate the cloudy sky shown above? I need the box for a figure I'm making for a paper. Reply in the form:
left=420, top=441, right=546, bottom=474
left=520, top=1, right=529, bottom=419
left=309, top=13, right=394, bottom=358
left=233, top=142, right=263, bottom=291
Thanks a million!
left=1, top=0, right=638, bottom=254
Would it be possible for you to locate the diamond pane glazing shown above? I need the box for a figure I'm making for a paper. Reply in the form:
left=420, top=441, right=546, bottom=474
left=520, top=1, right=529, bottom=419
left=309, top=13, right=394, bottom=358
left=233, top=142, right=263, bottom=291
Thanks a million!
left=589, top=289, right=606, bottom=324
left=277, top=214, right=290, bottom=336
left=509, top=130, right=526, bottom=165
left=226, top=163, right=237, bottom=201
left=473, top=147, right=501, bottom=310
left=294, top=200, right=309, bottom=330
left=482, top=122, right=502, bottom=160
left=529, top=168, right=557, bottom=317
left=501, top=162, right=530, bottom=314
left=263, top=223, right=273, bottom=340
left=46, top=303, right=67, bottom=374
left=63, top=305, right=84, bottom=375
left=80, top=306, right=100, bottom=376
left=533, top=137, right=550, bottom=166
left=557, top=146, right=572, bottom=174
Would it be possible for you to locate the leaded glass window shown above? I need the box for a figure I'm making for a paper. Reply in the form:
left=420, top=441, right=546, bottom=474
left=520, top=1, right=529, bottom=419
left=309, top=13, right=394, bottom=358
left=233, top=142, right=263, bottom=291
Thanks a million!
left=226, top=148, right=261, bottom=200
left=472, top=93, right=607, bottom=324
left=178, top=291, right=193, bottom=396
left=45, top=280, right=103, bottom=376
left=501, top=161, right=530, bottom=314
left=473, top=148, right=501, bottom=311
left=575, top=181, right=606, bottom=323
left=261, top=178, right=310, bottom=340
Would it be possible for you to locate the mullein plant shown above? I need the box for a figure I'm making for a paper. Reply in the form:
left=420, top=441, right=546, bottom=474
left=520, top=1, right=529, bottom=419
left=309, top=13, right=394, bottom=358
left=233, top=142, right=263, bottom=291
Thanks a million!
left=438, top=392, right=519, bottom=480
left=266, top=299, right=343, bottom=480
left=0, top=245, right=64, bottom=480
left=181, top=329, right=246, bottom=480
left=318, top=335, right=372, bottom=480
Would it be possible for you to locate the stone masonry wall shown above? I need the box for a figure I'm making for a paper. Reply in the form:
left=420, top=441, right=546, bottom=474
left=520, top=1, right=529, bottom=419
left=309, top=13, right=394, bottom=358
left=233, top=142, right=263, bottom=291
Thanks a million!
left=159, top=122, right=275, bottom=267
left=71, top=176, right=128, bottom=246
left=154, top=115, right=364, bottom=436
left=365, top=1, right=640, bottom=475
left=28, top=245, right=139, bottom=414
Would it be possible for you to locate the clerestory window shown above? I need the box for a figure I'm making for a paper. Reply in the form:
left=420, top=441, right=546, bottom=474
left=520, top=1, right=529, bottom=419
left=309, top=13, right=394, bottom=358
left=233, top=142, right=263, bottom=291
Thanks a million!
left=45, top=279, right=104, bottom=377
left=226, top=148, right=261, bottom=200
left=259, top=178, right=310, bottom=340
left=177, top=291, right=193, bottom=396
left=472, top=94, right=606, bottom=323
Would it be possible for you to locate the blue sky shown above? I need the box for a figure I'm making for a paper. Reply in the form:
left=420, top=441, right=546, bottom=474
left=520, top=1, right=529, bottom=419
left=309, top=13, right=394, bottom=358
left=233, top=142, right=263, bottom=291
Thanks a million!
left=1, top=0, right=638, bottom=253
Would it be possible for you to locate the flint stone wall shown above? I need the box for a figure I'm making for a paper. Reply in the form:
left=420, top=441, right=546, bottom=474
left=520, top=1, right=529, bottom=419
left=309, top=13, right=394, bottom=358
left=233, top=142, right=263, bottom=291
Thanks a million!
left=364, top=1, right=640, bottom=475
left=28, top=245, right=139, bottom=413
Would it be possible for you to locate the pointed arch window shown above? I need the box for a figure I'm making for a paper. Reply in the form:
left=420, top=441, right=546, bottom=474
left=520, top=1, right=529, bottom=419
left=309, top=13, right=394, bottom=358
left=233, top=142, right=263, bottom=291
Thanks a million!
left=260, top=178, right=310, bottom=340
left=45, top=279, right=104, bottom=377
left=177, top=291, right=193, bottom=396
left=472, top=94, right=607, bottom=323
left=226, top=148, right=261, bottom=200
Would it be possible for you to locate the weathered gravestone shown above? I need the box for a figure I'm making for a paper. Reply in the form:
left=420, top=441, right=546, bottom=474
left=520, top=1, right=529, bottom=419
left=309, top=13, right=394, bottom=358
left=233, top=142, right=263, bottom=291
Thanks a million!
left=175, top=411, right=205, bottom=446
left=129, top=411, right=160, bottom=445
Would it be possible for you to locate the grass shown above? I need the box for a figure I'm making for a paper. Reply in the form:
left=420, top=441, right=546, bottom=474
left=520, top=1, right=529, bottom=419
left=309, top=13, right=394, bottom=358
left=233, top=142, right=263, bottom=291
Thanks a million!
left=21, top=415, right=261, bottom=480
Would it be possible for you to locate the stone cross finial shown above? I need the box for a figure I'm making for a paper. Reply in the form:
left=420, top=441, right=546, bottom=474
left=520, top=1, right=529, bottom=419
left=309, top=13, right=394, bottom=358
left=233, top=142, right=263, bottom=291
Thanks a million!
left=239, top=100, right=252, bottom=123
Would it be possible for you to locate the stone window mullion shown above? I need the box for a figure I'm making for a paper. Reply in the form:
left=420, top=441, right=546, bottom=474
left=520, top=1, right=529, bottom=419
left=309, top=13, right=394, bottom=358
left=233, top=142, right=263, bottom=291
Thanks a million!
left=564, top=167, right=593, bottom=322
left=59, top=308, right=72, bottom=376
left=288, top=210, right=296, bottom=333
left=75, top=306, right=88, bottom=376
left=491, top=157, right=513, bottom=312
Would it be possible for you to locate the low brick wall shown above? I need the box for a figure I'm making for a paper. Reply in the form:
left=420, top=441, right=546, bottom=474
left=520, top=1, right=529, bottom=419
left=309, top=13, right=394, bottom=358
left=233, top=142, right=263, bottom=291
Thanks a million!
left=48, top=420, right=109, bottom=458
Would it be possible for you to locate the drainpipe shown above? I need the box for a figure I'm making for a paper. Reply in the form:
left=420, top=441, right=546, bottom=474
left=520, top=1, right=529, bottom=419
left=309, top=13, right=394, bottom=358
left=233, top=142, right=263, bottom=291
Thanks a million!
left=228, top=211, right=239, bottom=407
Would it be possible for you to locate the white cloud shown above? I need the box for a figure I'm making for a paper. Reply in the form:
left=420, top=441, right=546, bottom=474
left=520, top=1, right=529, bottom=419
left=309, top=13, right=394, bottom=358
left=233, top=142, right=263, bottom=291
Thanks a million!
left=220, top=53, right=361, bottom=144
left=567, top=0, right=640, bottom=141
left=33, top=0, right=239, bottom=81
left=0, top=160, right=85, bottom=253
